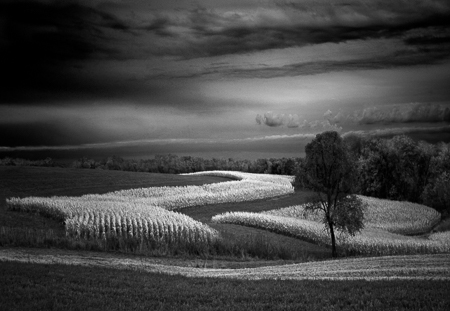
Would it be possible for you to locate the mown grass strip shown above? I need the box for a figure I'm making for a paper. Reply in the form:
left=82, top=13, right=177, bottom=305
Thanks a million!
left=1, top=260, right=449, bottom=311
left=1, top=248, right=449, bottom=281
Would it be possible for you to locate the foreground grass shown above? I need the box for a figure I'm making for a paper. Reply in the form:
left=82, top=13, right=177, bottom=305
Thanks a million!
left=1, top=260, right=449, bottom=311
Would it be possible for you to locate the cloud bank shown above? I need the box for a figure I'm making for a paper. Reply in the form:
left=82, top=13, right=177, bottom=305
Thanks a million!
left=314, top=103, right=450, bottom=126
left=343, top=124, right=450, bottom=139
left=256, top=111, right=343, bottom=132
left=357, top=103, right=450, bottom=124
left=256, top=112, right=301, bottom=128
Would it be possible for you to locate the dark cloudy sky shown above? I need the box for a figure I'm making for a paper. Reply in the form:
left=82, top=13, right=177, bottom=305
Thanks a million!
left=1, top=0, right=450, bottom=159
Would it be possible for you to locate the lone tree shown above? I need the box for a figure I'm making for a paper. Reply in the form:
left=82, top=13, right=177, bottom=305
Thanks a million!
left=302, top=131, right=365, bottom=257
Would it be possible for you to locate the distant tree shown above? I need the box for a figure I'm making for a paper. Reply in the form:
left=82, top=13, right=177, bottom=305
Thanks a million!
left=357, top=136, right=438, bottom=203
left=302, top=131, right=365, bottom=257
left=422, top=171, right=450, bottom=216
left=413, top=141, right=435, bottom=202
left=293, top=157, right=308, bottom=189
left=421, top=142, right=450, bottom=214
left=1, top=157, right=55, bottom=167
left=387, top=135, right=421, bottom=200
left=283, top=158, right=296, bottom=175
left=72, top=156, right=98, bottom=169
left=252, top=159, right=267, bottom=173
left=343, top=133, right=366, bottom=159
left=357, top=138, right=393, bottom=198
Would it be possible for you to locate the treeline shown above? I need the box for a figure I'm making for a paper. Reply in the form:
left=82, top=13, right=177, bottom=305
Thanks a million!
left=0, top=157, right=55, bottom=167
left=70, top=154, right=300, bottom=175
left=0, top=154, right=299, bottom=175
left=346, top=134, right=450, bottom=215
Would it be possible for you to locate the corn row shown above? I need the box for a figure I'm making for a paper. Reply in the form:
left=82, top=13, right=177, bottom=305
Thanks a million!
left=8, top=197, right=218, bottom=245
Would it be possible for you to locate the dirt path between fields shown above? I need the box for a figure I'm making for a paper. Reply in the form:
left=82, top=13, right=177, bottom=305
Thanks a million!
left=1, top=247, right=449, bottom=281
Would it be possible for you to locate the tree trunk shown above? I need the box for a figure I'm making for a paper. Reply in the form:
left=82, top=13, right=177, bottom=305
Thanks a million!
left=329, top=222, right=337, bottom=258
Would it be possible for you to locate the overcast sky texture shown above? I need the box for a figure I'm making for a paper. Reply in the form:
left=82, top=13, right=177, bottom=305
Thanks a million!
left=1, top=0, right=450, bottom=159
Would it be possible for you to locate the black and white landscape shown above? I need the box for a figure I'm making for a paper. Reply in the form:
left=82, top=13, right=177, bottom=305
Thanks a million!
left=1, top=1, right=450, bottom=310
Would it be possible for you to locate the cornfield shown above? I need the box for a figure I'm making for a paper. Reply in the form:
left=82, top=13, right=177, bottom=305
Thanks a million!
left=7, top=197, right=217, bottom=245
left=6, top=171, right=294, bottom=247
left=263, top=195, right=441, bottom=235
left=213, top=204, right=450, bottom=256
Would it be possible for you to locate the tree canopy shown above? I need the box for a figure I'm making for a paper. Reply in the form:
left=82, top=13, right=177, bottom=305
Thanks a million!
left=302, top=131, right=365, bottom=257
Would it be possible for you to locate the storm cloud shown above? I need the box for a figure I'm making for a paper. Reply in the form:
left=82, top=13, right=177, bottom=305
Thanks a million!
left=234, top=51, right=449, bottom=78
left=2, top=0, right=450, bottom=103
left=0, top=0, right=131, bottom=103
left=131, top=0, right=450, bottom=60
